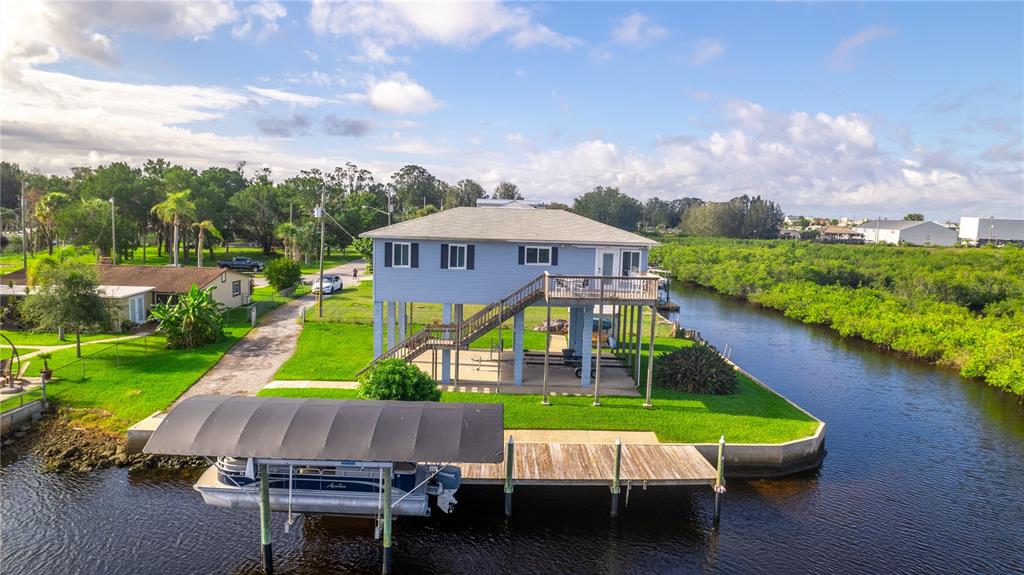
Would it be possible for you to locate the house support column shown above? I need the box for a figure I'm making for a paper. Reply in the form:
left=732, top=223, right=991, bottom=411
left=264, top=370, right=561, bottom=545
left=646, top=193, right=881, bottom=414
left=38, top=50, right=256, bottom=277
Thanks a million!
left=441, top=304, right=452, bottom=384
left=397, top=301, right=406, bottom=341
left=454, top=304, right=463, bottom=386
left=581, top=306, right=594, bottom=387
left=386, top=301, right=396, bottom=350
left=645, top=304, right=656, bottom=408
left=373, top=301, right=384, bottom=357
left=513, top=310, right=525, bottom=386
left=634, top=305, right=643, bottom=386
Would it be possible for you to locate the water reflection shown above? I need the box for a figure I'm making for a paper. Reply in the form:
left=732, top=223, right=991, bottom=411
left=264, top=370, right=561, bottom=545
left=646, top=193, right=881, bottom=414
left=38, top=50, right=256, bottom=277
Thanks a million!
left=3, top=285, right=1023, bottom=574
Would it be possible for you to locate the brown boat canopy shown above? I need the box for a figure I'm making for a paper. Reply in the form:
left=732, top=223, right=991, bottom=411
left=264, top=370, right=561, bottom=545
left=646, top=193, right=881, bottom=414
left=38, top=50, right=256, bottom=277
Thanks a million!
left=143, top=395, right=505, bottom=463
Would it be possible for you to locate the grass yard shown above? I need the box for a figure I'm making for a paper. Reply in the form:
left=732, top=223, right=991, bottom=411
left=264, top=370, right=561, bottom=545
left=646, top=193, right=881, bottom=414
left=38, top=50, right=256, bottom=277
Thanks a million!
left=0, top=245, right=357, bottom=279
left=0, top=330, right=126, bottom=347
left=275, top=322, right=376, bottom=381
left=259, top=373, right=819, bottom=444
left=17, top=321, right=253, bottom=433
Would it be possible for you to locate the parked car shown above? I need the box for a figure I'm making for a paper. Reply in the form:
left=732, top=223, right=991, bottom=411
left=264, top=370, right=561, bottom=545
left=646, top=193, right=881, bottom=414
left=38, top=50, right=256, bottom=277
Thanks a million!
left=216, top=256, right=265, bottom=272
left=311, top=275, right=343, bottom=294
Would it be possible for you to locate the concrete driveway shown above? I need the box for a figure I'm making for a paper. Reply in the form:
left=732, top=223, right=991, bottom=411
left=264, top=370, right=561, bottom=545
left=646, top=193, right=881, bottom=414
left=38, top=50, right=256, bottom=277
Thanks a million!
left=172, top=259, right=365, bottom=405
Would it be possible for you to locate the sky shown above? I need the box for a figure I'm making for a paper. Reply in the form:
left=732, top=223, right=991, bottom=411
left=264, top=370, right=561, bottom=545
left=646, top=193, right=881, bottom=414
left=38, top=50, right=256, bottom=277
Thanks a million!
left=1, top=1, right=1022, bottom=221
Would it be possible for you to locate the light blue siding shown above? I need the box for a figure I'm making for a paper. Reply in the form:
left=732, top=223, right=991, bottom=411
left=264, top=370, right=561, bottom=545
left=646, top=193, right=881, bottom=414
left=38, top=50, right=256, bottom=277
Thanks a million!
left=372, top=239, right=648, bottom=304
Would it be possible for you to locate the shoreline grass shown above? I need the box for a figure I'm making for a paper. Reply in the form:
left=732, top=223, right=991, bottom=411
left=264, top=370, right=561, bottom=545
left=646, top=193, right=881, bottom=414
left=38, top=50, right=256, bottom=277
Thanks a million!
left=258, top=374, right=819, bottom=444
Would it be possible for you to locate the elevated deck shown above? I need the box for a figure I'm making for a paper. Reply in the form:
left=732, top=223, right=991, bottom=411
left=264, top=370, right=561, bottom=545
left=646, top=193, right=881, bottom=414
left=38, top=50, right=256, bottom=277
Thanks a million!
left=460, top=442, right=718, bottom=486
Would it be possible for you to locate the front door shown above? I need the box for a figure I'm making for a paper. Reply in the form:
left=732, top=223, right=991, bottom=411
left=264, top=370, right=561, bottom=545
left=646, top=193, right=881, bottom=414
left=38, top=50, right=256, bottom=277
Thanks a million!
left=595, top=249, right=617, bottom=276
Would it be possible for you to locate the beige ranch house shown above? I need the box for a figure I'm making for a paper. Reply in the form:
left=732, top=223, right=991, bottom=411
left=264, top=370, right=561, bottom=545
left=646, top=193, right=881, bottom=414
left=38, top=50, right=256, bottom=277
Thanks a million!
left=2, top=265, right=252, bottom=329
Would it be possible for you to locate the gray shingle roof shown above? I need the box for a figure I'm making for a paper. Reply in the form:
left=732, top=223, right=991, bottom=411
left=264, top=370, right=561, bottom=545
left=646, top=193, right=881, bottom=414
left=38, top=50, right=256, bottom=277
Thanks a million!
left=361, top=207, right=658, bottom=246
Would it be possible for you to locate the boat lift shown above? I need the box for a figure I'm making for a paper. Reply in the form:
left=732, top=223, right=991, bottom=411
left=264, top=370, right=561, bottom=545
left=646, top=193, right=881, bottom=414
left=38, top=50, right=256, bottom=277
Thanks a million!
left=143, top=395, right=505, bottom=575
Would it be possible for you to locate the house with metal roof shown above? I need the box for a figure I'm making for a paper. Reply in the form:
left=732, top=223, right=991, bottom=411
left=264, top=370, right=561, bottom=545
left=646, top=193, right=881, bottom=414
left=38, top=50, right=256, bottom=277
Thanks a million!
left=2, top=265, right=252, bottom=329
left=359, top=207, right=662, bottom=395
left=852, top=219, right=957, bottom=246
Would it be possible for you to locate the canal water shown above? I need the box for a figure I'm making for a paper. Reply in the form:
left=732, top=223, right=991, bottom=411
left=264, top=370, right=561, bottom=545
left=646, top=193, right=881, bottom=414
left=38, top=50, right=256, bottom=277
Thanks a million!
left=2, top=285, right=1023, bottom=574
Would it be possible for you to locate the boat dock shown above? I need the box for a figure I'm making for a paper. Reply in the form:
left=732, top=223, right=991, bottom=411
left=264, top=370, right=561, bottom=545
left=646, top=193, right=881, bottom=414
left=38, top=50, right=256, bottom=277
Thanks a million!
left=461, top=441, right=717, bottom=486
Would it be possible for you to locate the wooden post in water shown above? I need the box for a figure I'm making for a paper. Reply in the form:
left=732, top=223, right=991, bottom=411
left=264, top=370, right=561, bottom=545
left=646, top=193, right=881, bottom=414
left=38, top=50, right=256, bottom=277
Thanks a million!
left=504, top=436, right=515, bottom=517
left=259, top=464, right=274, bottom=575
left=713, top=436, right=726, bottom=529
left=610, top=437, right=622, bottom=517
left=382, top=465, right=393, bottom=574
left=644, top=305, right=655, bottom=408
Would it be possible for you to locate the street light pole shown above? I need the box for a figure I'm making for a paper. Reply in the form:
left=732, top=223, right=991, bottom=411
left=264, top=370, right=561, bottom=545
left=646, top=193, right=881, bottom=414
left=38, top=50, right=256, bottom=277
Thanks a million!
left=317, top=186, right=326, bottom=318
left=109, top=197, right=117, bottom=265
left=20, top=181, right=27, bottom=270
left=362, top=203, right=392, bottom=226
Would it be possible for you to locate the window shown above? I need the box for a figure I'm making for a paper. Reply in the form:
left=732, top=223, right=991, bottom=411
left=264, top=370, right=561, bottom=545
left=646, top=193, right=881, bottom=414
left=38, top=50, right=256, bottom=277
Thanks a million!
left=393, top=242, right=411, bottom=267
left=525, top=246, right=551, bottom=265
left=621, top=251, right=641, bottom=275
left=447, top=244, right=467, bottom=269
left=232, top=280, right=241, bottom=297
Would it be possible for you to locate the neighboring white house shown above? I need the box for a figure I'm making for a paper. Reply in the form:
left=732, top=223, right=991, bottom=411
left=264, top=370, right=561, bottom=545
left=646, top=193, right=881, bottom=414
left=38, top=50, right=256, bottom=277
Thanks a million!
left=958, top=217, right=1024, bottom=244
left=853, top=220, right=957, bottom=246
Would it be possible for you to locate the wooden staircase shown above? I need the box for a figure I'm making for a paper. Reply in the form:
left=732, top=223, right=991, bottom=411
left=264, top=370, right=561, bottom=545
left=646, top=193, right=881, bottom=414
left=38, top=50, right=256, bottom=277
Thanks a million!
left=358, top=273, right=659, bottom=375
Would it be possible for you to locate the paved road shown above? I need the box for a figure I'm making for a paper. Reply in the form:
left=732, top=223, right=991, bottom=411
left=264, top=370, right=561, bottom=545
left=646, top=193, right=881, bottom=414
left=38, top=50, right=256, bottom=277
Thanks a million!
left=172, top=259, right=365, bottom=405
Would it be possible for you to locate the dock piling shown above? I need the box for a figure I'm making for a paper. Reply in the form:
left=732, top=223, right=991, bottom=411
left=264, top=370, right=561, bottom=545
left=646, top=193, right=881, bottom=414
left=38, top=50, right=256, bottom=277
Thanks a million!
left=259, top=464, right=274, bottom=575
left=382, top=465, right=393, bottom=575
left=610, top=437, right=622, bottom=517
left=504, top=436, right=515, bottom=517
left=713, top=436, right=726, bottom=529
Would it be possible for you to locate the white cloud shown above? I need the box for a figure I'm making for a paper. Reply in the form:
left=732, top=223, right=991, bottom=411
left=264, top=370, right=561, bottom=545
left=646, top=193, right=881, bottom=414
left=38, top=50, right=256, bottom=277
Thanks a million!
left=364, top=75, right=441, bottom=115
left=1, top=1, right=240, bottom=67
left=508, top=23, right=581, bottom=50
left=691, top=38, right=724, bottom=65
left=829, top=26, right=897, bottom=70
left=232, top=0, right=287, bottom=40
left=309, top=0, right=579, bottom=61
left=515, top=68, right=527, bottom=79
left=246, top=86, right=327, bottom=107
left=369, top=133, right=450, bottom=155
left=611, top=13, right=668, bottom=46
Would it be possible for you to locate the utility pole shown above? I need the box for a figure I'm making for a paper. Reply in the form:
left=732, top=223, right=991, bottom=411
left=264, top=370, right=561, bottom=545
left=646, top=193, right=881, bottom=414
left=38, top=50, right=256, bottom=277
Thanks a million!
left=109, top=197, right=117, bottom=264
left=21, top=181, right=27, bottom=270
left=317, top=186, right=326, bottom=318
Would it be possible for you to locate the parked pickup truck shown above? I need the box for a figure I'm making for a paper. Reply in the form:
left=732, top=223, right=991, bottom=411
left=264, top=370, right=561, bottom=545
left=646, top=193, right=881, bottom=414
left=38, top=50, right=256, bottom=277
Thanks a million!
left=216, top=256, right=265, bottom=272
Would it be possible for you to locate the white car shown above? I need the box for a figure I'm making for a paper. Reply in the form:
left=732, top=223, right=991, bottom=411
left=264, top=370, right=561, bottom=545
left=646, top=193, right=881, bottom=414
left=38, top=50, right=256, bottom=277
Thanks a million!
left=311, top=275, right=343, bottom=294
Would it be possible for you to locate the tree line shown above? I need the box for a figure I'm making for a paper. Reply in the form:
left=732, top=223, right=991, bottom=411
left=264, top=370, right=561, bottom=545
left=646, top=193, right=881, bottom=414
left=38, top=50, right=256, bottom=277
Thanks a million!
left=1, top=160, right=786, bottom=266
left=652, top=238, right=1024, bottom=396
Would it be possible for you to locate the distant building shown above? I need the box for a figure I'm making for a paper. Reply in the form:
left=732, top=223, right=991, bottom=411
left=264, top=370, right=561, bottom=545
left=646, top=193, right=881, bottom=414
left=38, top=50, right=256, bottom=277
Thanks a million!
left=853, top=220, right=957, bottom=246
left=777, top=229, right=801, bottom=240
left=1, top=265, right=253, bottom=329
left=958, top=217, right=1024, bottom=245
left=818, top=226, right=864, bottom=244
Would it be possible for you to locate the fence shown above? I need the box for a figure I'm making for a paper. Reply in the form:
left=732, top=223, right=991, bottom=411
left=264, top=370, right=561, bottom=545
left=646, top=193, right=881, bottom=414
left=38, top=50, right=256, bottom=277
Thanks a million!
left=44, top=336, right=155, bottom=381
left=0, top=385, right=46, bottom=414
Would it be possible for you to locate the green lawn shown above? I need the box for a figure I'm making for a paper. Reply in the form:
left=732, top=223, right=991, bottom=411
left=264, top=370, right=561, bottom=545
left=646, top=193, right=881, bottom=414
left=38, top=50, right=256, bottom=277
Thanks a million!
left=275, top=322, right=376, bottom=381
left=1, top=245, right=358, bottom=278
left=259, top=373, right=819, bottom=444
left=0, top=330, right=125, bottom=347
left=16, top=321, right=254, bottom=432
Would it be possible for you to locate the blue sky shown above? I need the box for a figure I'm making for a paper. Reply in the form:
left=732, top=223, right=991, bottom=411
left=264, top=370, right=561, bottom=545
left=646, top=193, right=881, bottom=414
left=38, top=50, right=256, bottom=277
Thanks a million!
left=2, top=1, right=1021, bottom=221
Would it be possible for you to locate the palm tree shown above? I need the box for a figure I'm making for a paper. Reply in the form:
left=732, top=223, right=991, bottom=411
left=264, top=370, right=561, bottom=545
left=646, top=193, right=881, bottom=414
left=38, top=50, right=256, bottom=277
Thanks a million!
left=275, top=222, right=300, bottom=261
left=151, top=190, right=196, bottom=267
left=192, top=220, right=222, bottom=268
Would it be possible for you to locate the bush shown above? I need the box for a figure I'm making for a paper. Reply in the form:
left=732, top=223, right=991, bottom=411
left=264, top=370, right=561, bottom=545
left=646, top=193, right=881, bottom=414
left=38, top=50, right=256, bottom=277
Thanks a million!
left=265, top=258, right=301, bottom=292
left=149, top=285, right=225, bottom=349
left=654, top=342, right=738, bottom=394
left=358, top=358, right=440, bottom=401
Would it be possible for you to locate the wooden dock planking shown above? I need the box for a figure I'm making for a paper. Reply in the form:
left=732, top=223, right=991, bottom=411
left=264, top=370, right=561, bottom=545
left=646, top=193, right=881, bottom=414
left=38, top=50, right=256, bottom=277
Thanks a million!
left=460, top=442, right=717, bottom=486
